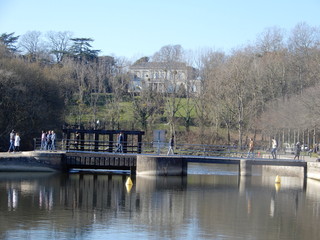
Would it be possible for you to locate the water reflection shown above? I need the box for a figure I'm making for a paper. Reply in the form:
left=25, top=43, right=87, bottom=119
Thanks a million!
left=0, top=167, right=319, bottom=240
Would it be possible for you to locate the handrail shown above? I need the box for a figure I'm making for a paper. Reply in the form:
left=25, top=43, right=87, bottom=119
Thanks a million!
left=33, top=137, right=308, bottom=159
left=32, top=138, right=252, bottom=157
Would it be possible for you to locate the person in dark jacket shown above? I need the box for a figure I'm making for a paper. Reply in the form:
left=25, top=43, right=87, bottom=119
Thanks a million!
left=167, top=135, right=174, bottom=155
left=8, top=130, right=15, bottom=152
left=115, top=132, right=124, bottom=153
left=294, top=142, right=301, bottom=160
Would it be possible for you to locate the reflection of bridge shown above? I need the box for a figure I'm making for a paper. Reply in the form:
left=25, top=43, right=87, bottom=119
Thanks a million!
left=0, top=151, right=319, bottom=180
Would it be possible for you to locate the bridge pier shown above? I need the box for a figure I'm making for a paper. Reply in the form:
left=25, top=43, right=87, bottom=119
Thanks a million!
left=239, top=159, right=252, bottom=176
left=136, top=155, right=187, bottom=176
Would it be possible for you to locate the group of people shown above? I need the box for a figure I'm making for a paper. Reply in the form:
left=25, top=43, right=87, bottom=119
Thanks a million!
left=7, top=130, right=21, bottom=153
left=40, top=130, right=56, bottom=151
left=247, top=137, right=277, bottom=159
left=247, top=137, right=304, bottom=160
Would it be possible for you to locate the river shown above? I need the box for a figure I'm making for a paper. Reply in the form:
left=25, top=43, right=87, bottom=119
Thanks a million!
left=0, top=163, right=319, bottom=240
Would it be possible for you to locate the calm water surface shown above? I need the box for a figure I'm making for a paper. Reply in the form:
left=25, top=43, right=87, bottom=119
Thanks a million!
left=0, top=163, right=319, bottom=240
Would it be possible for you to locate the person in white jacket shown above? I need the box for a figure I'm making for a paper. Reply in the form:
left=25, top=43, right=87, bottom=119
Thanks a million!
left=271, top=137, right=277, bottom=159
left=14, top=133, right=21, bottom=152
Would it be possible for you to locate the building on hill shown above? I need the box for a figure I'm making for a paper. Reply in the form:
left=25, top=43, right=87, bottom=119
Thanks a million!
left=129, top=61, right=201, bottom=94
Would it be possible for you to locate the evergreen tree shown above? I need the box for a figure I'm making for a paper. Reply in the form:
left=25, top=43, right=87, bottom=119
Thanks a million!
left=69, top=38, right=100, bottom=61
left=0, top=32, right=19, bottom=53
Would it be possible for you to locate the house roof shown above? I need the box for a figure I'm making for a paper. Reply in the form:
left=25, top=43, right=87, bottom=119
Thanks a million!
left=130, top=61, right=187, bottom=70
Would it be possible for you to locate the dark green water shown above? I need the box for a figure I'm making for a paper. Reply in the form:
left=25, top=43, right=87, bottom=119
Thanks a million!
left=0, top=163, right=319, bottom=240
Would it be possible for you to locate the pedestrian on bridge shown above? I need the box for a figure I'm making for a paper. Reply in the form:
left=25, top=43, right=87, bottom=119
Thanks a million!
left=51, top=131, right=56, bottom=151
left=8, top=130, right=15, bottom=153
left=271, top=137, right=277, bottom=159
left=40, top=131, right=46, bottom=150
left=294, top=142, right=301, bottom=160
left=167, top=135, right=175, bottom=155
left=115, top=132, right=124, bottom=153
left=14, top=132, right=21, bottom=152
left=247, top=138, right=254, bottom=158
left=74, top=132, right=80, bottom=150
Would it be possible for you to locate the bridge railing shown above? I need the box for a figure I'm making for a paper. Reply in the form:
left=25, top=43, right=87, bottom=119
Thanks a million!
left=33, top=138, right=244, bottom=156
left=33, top=138, right=303, bottom=158
left=33, top=138, right=142, bottom=153
left=143, top=142, right=239, bottom=156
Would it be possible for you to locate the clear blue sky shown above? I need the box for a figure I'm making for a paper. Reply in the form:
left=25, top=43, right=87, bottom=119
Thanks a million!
left=1, top=0, right=319, bottom=60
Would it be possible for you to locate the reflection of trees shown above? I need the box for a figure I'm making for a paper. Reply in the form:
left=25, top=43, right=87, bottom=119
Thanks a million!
left=0, top=173, right=319, bottom=239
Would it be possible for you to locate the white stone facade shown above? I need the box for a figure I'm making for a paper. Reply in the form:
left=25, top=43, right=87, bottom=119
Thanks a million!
left=129, top=62, right=200, bottom=94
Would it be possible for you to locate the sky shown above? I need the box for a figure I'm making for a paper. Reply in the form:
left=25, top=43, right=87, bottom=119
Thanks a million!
left=1, top=0, right=320, bottom=60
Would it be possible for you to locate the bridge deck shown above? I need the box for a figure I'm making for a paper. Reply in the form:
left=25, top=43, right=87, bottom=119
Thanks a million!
left=185, top=155, right=307, bottom=167
left=64, top=151, right=307, bottom=172
left=0, top=151, right=309, bottom=175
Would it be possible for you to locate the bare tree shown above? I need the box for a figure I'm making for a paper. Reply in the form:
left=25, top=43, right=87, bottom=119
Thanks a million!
left=46, top=31, right=73, bottom=62
left=105, top=56, right=130, bottom=129
left=152, top=45, right=186, bottom=137
left=256, top=26, right=286, bottom=53
left=287, top=22, right=320, bottom=95
left=131, top=89, right=163, bottom=132
left=225, top=50, right=255, bottom=149
left=19, top=31, right=49, bottom=61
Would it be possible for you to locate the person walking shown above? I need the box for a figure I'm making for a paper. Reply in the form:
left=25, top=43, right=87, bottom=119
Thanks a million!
left=247, top=138, right=254, bottom=158
left=46, top=131, right=52, bottom=150
left=271, top=137, right=277, bottom=159
left=51, top=131, right=56, bottom=151
left=167, top=135, right=175, bottom=155
left=8, top=130, right=15, bottom=153
left=74, top=132, right=80, bottom=150
left=14, top=133, right=21, bottom=152
left=294, top=142, right=301, bottom=160
left=40, top=131, right=47, bottom=150
left=115, top=132, right=124, bottom=153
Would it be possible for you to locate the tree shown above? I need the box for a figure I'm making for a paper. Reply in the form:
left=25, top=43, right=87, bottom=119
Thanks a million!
left=0, top=32, right=19, bottom=53
left=0, top=55, right=65, bottom=150
left=87, top=56, right=116, bottom=129
left=46, top=31, right=73, bottom=63
left=255, top=26, right=285, bottom=54
left=104, top=56, right=130, bottom=129
left=69, top=38, right=100, bottom=62
left=198, top=50, right=229, bottom=143
left=152, top=45, right=186, bottom=137
left=131, top=89, right=162, bottom=132
left=287, top=22, right=320, bottom=95
left=224, top=50, right=254, bottom=148
left=19, top=31, right=50, bottom=62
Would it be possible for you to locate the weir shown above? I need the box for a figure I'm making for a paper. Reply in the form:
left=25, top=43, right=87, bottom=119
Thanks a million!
left=0, top=151, right=319, bottom=180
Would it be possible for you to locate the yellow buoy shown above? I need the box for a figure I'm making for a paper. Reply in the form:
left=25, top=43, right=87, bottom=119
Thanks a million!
left=275, top=183, right=281, bottom=192
left=126, top=183, right=133, bottom=193
left=125, top=177, right=133, bottom=186
left=275, top=175, right=281, bottom=184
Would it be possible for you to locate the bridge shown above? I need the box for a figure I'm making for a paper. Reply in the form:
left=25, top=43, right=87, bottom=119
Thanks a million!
left=2, top=150, right=318, bottom=180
